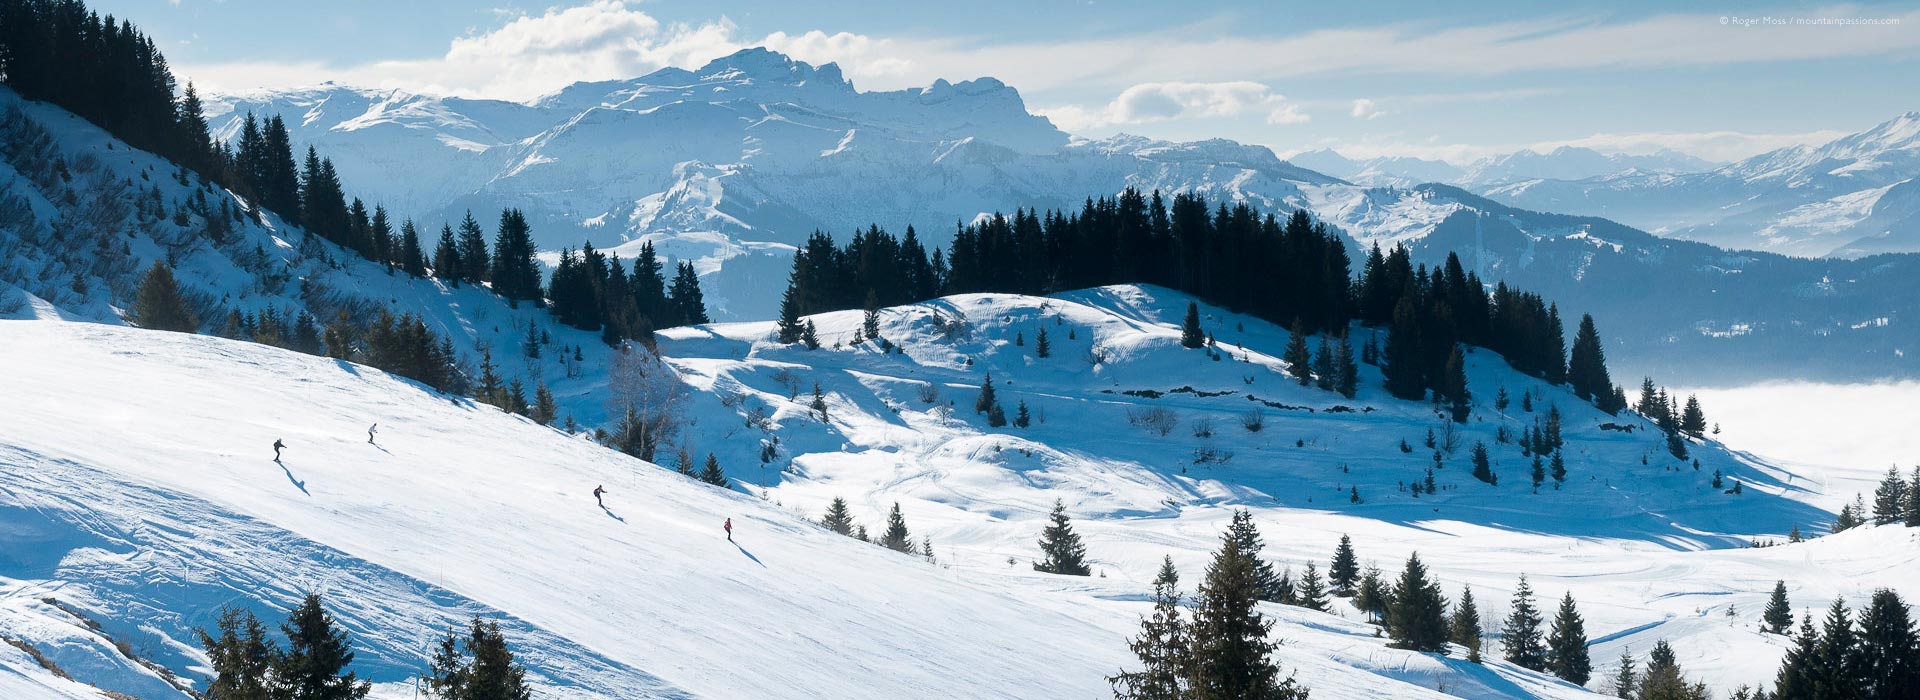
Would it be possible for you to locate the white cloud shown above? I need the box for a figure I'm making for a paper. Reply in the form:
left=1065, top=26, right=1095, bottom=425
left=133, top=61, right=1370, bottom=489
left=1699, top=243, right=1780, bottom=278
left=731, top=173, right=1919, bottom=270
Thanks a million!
left=1040, top=81, right=1308, bottom=130
left=1349, top=98, right=1387, bottom=120
left=181, top=1, right=748, bottom=101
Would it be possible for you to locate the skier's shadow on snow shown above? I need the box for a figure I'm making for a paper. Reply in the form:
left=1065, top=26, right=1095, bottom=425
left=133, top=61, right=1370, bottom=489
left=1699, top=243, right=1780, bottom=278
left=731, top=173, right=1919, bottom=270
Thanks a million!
left=600, top=504, right=626, bottom=523
left=368, top=443, right=390, bottom=455
left=732, top=541, right=765, bottom=568
left=275, top=459, right=310, bottom=496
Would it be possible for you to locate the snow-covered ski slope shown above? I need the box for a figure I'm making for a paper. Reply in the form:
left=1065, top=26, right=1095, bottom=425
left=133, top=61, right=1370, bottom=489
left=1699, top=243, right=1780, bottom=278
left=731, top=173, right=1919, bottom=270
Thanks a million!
left=0, top=312, right=1669, bottom=700
left=651, top=285, right=1918, bottom=694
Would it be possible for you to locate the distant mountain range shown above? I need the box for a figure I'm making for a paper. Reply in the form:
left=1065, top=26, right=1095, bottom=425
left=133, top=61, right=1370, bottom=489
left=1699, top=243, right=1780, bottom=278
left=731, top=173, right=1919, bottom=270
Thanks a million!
left=206, top=48, right=1919, bottom=383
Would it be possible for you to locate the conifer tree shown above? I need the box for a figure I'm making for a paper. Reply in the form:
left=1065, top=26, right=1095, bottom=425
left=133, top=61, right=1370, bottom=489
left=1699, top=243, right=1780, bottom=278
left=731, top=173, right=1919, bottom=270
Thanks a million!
left=669, top=261, right=710, bottom=325
left=1763, top=581, right=1794, bottom=634
left=489, top=209, right=541, bottom=303
left=1471, top=441, right=1497, bottom=485
left=1186, top=532, right=1307, bottom=700
left=530, top=383, right=557, bottom=426
left=1035, top=327, right=1051, bottom=358
left=198, top=605, right=275, bottom=700
left=398, top=219, right=427, bottom=277
left=810, top=381, right=829, bottom=422
left=1908, top=465, right=1920, bottom=527
left=1679, top=395, right=1707, bottom=438
left=1225, top=510, right=1286, bottom=603
left=861, top=290, right=882, bottom=339
left=821, top=497, right=856, bottom=536
left=1382, top=296, right=1425, bottom=400
left=1328, top=535, right=1359, bottom=595
left=1387, top=552, right=1450, bottom=652
left=801, top=320, right=820, bottom=349
left=432, top=224, right=461, bottom=283
left=1181, top=302, right=1205, bottom=349
left=1355, top=566, right=1391, bottom=624
left=1774, top=613, right=1821, bottom=699
left=1034, top=499, right=1091, bottom=576
left=1312, top=336, right=1335, bottom=391
left=1639, top=640, right=1709, bottom=700
left=1295, top=563, right=1329, bottom=612
left=674, top=447, right=696, bottom=478
left=1611, top=647, right=1638, bottom=699
left=1501, top=575, right=1547, bottom=671
left=291, top=312, right=322, bottom=355
left=455, top=211, right=490, bottom=285
left=1284, top=319, right=1312, bottom=385
left=1451, top=585, right=1484, bottom=662
left=1873, top=468, right=1909, bottom=525
left=1547, top=592, right=1591, bottom=686
left=776, top=268, right=806, bottom=343
left=1567, top=314, right=1614, bottom=408
left=274, top=593, right=370, bottom=700
left=975, top=373, right=999, bottom=414
left=1812, top=597, right=1864, bottom=699
left=699, top=453, right=728, bottom=488
left=882, top=503, right=914, bottom=554
left=1550, top=450, right=1568, bottom=485
left=1110, top=556, right=1190, bottom=700
left=1334, top=334, right=1359, bottom=399
left=1443, top=344, right=1471, bottom=423
left=1014, top=400, right=1031, bottom=428
left=1531, top=455, right=1546, bottom=490
left=1855, top=588, right=1919, bottom=700
left=131, top=260, right=197, bottom=331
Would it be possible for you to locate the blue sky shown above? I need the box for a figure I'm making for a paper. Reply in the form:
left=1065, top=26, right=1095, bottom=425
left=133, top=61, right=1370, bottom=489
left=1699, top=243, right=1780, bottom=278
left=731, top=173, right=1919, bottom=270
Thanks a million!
left=93, top=0, right=1920, bottom=163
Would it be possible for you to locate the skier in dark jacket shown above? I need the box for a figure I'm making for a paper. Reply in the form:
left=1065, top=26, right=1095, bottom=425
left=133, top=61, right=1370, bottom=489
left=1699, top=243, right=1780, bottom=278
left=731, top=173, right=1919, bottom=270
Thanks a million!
left=273, top=439, right=285, bottom=461
left=724, top=518, right=733, bottom=541
left=367, top=423, right=378, bottom=444
left=593, top=485, right=606, bottom=507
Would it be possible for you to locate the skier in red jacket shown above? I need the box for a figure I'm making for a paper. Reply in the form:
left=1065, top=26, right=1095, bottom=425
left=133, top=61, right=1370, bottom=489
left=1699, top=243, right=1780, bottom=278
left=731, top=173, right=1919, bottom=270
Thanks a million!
left=724, top=518, right=733, bottom=541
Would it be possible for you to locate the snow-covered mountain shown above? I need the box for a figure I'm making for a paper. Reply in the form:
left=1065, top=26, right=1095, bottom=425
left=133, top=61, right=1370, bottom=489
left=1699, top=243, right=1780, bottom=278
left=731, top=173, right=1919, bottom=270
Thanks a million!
left=1286, top=147, right=1715, bottom=190
left=1303, top=183, right=1920, bottom=383
left=1486, top=112, right=1920, bottom=258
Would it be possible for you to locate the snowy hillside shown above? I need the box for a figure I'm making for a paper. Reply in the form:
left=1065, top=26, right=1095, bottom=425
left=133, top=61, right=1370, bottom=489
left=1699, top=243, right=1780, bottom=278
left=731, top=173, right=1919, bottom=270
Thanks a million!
left=1487, top=112, right=1920, bottom=258
left=0, top=316, right=1666, bottom=700
left=1286, top=148, right=1714, bottom=190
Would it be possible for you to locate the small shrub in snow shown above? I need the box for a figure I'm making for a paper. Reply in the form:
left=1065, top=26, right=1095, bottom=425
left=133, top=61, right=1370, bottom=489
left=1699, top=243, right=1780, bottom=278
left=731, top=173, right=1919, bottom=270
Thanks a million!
left=915, top=382, right=940, bottom=404
left=1240, top=409, right=1265, bottom=433
left=1191, top=416, right=1216, bottom=439
left=1127, top=406, right=1179, bottom=436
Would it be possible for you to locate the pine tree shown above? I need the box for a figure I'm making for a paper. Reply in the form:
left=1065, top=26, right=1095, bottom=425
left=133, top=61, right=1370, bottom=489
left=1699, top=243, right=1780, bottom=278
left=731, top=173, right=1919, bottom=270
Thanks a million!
left=1186, top=532, right=1306, bottom=700
left=1679, top=395, right=1707, bottom=438
left=1835, top=495, right=1866, bottom=532
left=1501, top=575, right=1547, bottom=671
left=130, top=260, right=197, bottom=331
left=1567, top=314, right=1615, bottom=409
left=1328, top=535, right=1359, bottom=595
left=1284, top=319, right=1312, bottom=385
left=861, top=290, right=882, bottom=339
left=1334, top=334, right=1359, bottom=399
left=1451, top=585, right=1484, bottom=662
left=455, top=211, right=490, bottom=285
left=801, top=320, right=820, bottom=349
left=1034, top=499, right=1091, bottom=576
left=882, top=503, right=914, bottom=554
left=821, top=497, right=856, bottom=536
left=489, top=209, right=541, bottom=303
left=699, top=453, right=728, bottom=489
left=1354, top=566, right=1390, bottom=624
left=1612, top=647, right=1638, bottom=699
left=975, top=373, right=999, bottom=414
left=1294, top=563, right=1329, bottom=611
left=1312, top=336, right=1335, bottom=391
left=530, top=383, right=557, bottom=426
left=197, top=605, right=275, bottom=700
left=1873, top=468, right=1909, bottom=525
left=1471, top=441, right=1496, bottom=485
left=1856, top=588, right=1919, bottom=700
left=1444, top=344, right=1472, bottom=423
left=669, top=261, right=710, bottom=326
left=1226, top=510, right=1285, bottom=602
left=1547, top=592, right=1591, bottom=686
left=1763, top=581, right=1794, bottom=634
left=398, top=219, right=427, bottom=277
left=1774, top=613, right=1820, bottom=699
left=432, top=224, right=461, bottom=283
left=1180, top=302, right=1205, bottom=349
left=1638, top=640, right=1709, bottom=700
left=1530, top=454, right=1546, bottom=490
left=1550, top=449, right=1568, bottom=484
left=674, top=447, right=696, bottom=478
left=1382, top=296, right=1426, bottom=400
left=1387, top=552, right=1450, bottom=652
left=776, top=266, right=806, bottom=344
left=1035, top=327, right=1051, bottom=358
left=1908, top=466, right=1920, bottom=527
left=1812, top=597, right=1864, bottom=699
left=1013, top=400, right=1031, bottom=428
left=274, top=593, right=370, bottom=700
left=1110, top=557, right=1190, bottom=700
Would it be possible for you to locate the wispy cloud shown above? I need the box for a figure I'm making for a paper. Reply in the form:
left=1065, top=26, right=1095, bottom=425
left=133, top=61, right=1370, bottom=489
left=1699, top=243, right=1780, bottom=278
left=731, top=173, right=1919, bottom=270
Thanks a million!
left=1037, top=82, right=1308, bottom=131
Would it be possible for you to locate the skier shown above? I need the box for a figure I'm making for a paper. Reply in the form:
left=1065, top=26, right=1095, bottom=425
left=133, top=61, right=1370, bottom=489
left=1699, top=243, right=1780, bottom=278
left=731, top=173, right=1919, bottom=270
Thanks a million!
left=724, top=518, right=733, bottom=542
left=273, top=438, right=286, bottom=461
left=367, top=423, right=378, bottom=444
left=593, top=485, right=606, bottom=507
